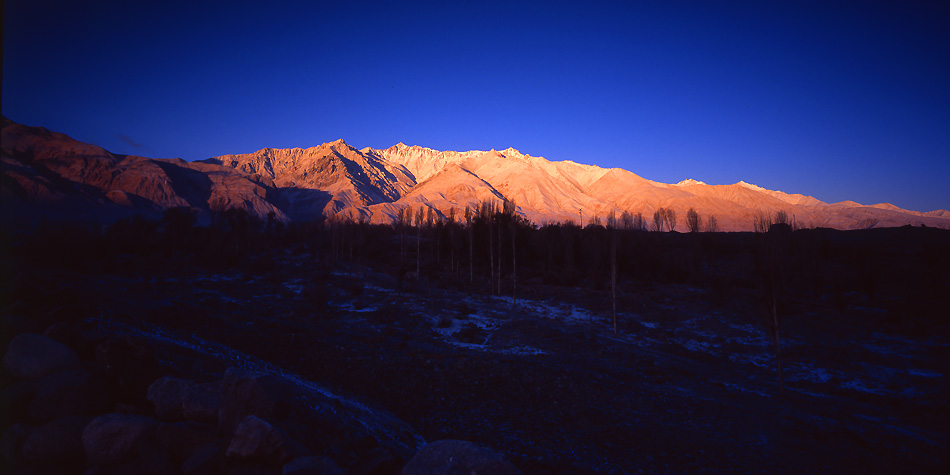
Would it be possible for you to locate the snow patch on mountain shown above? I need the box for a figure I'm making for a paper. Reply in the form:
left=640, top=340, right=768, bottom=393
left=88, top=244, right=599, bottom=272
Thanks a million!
left=675, top=179, right=706, bottom=186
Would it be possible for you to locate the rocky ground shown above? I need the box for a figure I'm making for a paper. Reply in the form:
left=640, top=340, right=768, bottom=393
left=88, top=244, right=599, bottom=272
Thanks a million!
left=2, top=247, right=947, bottom=474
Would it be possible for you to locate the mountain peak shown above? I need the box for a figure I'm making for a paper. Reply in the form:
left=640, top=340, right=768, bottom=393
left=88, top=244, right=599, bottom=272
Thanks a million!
left=325, top=138, right=349, bottom=147
left=675, top=178, right=706, bottom=187
left=737, top=180, right=765, bottom=191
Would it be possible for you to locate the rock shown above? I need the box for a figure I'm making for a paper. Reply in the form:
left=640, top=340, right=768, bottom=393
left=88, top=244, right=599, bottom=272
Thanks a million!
left=282, top=456, right=345, bottom=475
left=345, top=433, right=378, bottom=452
left=228, top=463, right=283, bottom=475
left=148, top=376, right=194, bottom=421
left=22, top=415, right=92, bottom=462
left=3, top=333, right=80, bottom=380
left=157, top=420, right=221, bottom=462
left=29, top=365, right=115, bottom=423
left=351, top=446, right=397, bottom=475
left=1, top=314, right=41, bottom=355
left=82, top=413, right=159, bottom=466
left=95, top=336, right=161, bottom=404
left=137, top=433, right=177, bottom=475
left=1, top=422, right=32, bottom=465
left=182, top=440, right=227, bottom=475
left=75, top=327, right=110, bottom=361
left=113, top=402, right=153, bottom=415
left=401, top=440, right=522, bottom=475
left=148, top=376, right=222, bottom=423
left=218, top=368, right=296, bottom=437
left=0, top=379, right=38, bottom=426
left=226, top=415, right=308, bottom=466
left=43, top=321, right=80, bottom=349
left=454, top=323, right=486, bottom=344
left=182, top=380, right=222, bottom=424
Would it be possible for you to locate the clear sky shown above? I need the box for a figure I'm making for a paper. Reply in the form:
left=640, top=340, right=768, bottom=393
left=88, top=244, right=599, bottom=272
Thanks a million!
left=4, top=0, right=948, bottom=211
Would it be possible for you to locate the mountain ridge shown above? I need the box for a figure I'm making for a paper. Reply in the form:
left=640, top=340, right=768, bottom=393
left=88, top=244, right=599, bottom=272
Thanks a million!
left=2, top=117, right=948, bottom=231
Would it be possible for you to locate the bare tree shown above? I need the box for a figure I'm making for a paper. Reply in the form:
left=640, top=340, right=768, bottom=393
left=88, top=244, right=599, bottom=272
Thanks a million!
left=665, top=208, right=677, bottom=232
left=760, top=222, right=790, bottom=392
left=620, top=210, right=634, bottom=229
left=705, top=215, right=719, bottom=232
left=633, top=212, right=647, bottom=231
left=774, top=210, right=789, bottom=226
left=653, top=208, right=665, bottom=232
left=488, top=200, right=495, bottom=294
left=753, top=210, right=772, bottom=233
left=465, top=205, right=474, bottom=287
left=610, top=226, right=618, bottom=334
left=415, top=206, right=425, bottom=276
left=607, top=209, right=618, bottom=229
left=511, top=208, right=518, bottom=308
left=686, top=208, right=701, bottom=233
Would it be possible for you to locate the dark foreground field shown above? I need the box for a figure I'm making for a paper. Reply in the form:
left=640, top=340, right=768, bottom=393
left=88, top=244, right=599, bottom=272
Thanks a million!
left=2, top=222, right=947, bottom=473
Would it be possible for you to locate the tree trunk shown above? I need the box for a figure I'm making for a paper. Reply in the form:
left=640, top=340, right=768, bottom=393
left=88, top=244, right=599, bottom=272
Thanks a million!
left=469, top=225, right=474, bottom=288
left=511, top=222, right=517, bottom=308
left=611, top=230, right=617, bottom=334
left=772, top=287, right=784, bottom=392
left=489, top=214, right=494, bottom=295
left=497, top=218, right=502, bottom=296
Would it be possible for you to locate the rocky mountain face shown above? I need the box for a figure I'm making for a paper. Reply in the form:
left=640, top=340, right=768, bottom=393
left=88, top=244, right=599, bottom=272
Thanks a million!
left=1, top=117, right=286, bottom=227
left=3, top=116, right=948, bottom=231
left=338, top=143, right=950, bottom=231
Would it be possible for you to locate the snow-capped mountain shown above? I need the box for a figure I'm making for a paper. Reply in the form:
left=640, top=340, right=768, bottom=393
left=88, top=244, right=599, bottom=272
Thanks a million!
left=3, top=117, right=948, bottom=231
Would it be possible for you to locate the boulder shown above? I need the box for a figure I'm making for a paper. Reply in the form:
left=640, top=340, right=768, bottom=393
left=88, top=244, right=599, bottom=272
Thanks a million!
left=218, top=368, right=296, bottom=437
left=147, top=376, right=223, bottom=424
left=1, top=422, right=32, bottom=465
left=3, top=333, right=79, bottom=380
left=29, top=365, right=115, bottom=422
left=95, top=336, right=161, bottom=403
left=182, top=380, right=222, bottom=423
left=0, top=379, right=38, bottom=426
left=226, top=415, right=308, bottom=466
left=147, top=376, right=194, bottom=421
left=282, top=456, right=345, bottom=475
left=351, top=446, right=397, bottom=475
left=42, top=322, right=80, bottom=349
left=182, top=440, right=227, bottom=475
left=82, top=413, right=159, bottom=466
left=401, top=439, right=521, bottom=475
left=22, top=415, right=92, bottom=462
left=137, top=433, right=177, bottom=475
left=156, top=420, right=221, bottom=462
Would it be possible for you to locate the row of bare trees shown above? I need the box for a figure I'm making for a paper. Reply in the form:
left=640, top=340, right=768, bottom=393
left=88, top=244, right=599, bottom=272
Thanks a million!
left=650, top=207, right=719, bottom=233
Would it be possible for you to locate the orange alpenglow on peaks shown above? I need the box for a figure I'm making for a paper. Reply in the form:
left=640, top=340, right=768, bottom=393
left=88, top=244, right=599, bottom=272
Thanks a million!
left=2, top=118, right=948, bottom=231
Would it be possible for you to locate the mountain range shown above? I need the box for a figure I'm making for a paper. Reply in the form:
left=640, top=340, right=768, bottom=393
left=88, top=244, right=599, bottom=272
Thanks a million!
left=3, top=117, right=948, bottom=231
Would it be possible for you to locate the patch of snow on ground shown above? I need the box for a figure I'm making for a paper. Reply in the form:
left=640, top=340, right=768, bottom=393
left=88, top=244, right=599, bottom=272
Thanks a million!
left=730, top=353, right=773, bottom=368
left=430, top=311, right=502, bottom=338
left=194, top=274, right=241, bottom=282
left=283, top=278, right=306, bottom=295
left=332, top=302, right=378, bottom=313
left=89, top=317, right=426, bottom=451
left=513, top=299, right=601, bottom=324
left=681, top=339, right=719, bottom=353
left=498, top=345, right=547, bottom=356
left=908, top=369, right=942, bottom=378
left=721, top=382, right=772, bottom=397
left=786, top=362, right=834, bottom=383
left=363, top=284, right=396, bottom=294
left=840, top=379, right=888, bottom=395
left=640, top=321, right=658, bottom=329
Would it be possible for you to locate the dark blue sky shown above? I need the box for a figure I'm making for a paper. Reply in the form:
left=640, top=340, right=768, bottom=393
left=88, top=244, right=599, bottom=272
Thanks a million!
left=4, top=0, right=948, bottom=211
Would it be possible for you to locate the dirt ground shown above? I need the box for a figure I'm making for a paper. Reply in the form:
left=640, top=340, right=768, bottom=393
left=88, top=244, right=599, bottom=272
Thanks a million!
left=7, top=243, right=944, bottom=474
